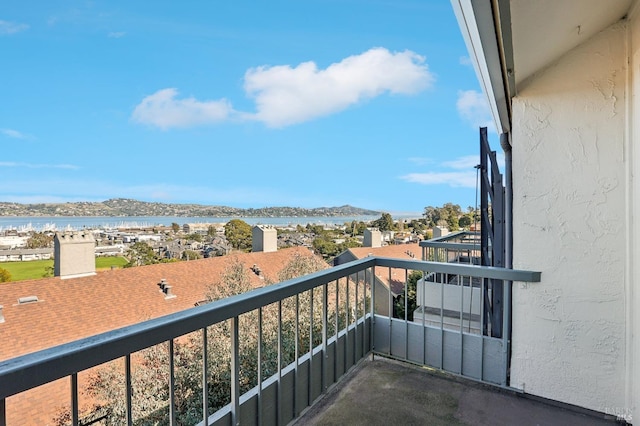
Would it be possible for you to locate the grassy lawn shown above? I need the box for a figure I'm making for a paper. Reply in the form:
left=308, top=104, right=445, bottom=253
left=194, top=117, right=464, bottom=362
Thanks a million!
left=0, top=257, right=128, bottom=282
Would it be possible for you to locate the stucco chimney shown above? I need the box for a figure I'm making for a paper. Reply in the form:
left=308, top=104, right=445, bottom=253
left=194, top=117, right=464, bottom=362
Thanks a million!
left=252, top=225, right=277, bottom=253
left=54, top=232, right=97, bottom=279
left=363, top=228, right=382, bottom=248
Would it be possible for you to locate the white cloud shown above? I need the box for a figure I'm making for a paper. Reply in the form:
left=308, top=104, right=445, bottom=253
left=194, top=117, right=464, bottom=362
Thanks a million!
left=401, top=171, right=476, bottom=188
left=0, top=161, right=78, bottom=170
left=442, top=155, right=479, bottom=170
left=456, top=89, right=493, bottom=130
left=0, top=20, right=29, bottom=35
left=108, top=31, right=126, bottom=38
left=459, top=56, right=472, bottom=66
left=131, top=88, right=234, bottom=130
left=407, top=157, right=433, bottom=166
left=1, top=128, right=29, bottom=139
left=132, top=48, right=433, bottom=130
left=245, top=47, right=434, bottom=127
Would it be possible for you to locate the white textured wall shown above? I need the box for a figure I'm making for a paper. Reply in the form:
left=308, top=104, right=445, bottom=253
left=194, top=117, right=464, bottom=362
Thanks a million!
left=630, top=8, right=640, bottom=423
left=510, top=23, right=628, bottom=412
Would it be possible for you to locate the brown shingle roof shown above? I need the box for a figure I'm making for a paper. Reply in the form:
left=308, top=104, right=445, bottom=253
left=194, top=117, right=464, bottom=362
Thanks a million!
left=0, top=246, right=321, bottom=362
left=0, top=247, right=325, bottom=425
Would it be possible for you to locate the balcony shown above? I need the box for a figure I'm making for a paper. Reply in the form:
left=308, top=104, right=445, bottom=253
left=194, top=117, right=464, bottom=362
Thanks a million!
left=0, top=255, right=560, bottom=425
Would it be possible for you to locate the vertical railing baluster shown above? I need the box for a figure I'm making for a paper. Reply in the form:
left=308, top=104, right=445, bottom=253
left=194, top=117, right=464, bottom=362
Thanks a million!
left=481, top=277, right=486, bottom=381
left=294, top=294, right=299, bottom=417
left=277, top=301, right=282, bottom=426
left=345, top=274, right=349, bottom=371
left=440, top=271, right=444, bottom=370
left=322, top=283, right=328, bottom=392
left=125, top=354, right=133, bottom=426
left=460, top=275, right=465, bottom=375
left=258, top=308, right=263, bottom=426
left=422, top=268, right=427, bottom=366
left=502, top=278, right=511, bottom=386
left=202, top=328, right=208, bottom=426
left=370, top=266, right=375, bottom=360
left=404, top=268, right=409, bottom=361
left=334, top=279, right=339, bottom=383
left=308, top=288, right=313, bottom=407
left=71, top=373, right=78, bottom=426
left=388, top=267, right=392, bottom=356
left=231, top=316, right=240, bottom=426
left=355, top=270, right=360, bottom=360
left=0, top=398, right=5, bottom=426
left=169, top=339, right=176, bottom=426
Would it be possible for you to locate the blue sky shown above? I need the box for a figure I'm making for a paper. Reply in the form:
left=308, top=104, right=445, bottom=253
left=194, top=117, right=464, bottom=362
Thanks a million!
left=0, top=1, right=495, bottom=215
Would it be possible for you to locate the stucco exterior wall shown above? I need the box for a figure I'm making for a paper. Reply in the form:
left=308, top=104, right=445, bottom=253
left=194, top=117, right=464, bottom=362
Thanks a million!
left=510, top=23, right=628, bottom=412
left=630, top=7, right=640, bottom=423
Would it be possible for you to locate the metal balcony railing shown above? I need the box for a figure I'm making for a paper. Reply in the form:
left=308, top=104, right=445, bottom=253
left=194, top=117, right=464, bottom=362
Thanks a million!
left=0, top=257, right=539, bottom=426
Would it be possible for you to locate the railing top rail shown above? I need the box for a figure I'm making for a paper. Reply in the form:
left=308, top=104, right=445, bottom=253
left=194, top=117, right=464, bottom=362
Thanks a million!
left=0, top=256, right=540, bottom=400
left=374, top=257, right=541, bottom=282
left=419, top=241, right=480, bottom=251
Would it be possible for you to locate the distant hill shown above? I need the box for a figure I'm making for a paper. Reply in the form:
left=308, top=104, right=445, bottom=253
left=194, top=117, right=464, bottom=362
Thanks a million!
left=0, top=198, right=382, bottom=218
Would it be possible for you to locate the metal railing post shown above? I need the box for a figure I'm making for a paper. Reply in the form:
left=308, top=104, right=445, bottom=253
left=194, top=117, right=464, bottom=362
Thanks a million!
left=231, top=317, right=240, bottom=426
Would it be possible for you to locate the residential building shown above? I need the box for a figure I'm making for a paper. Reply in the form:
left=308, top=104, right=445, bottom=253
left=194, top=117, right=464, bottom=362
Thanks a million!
left=452, top=0, right=639, bottom=418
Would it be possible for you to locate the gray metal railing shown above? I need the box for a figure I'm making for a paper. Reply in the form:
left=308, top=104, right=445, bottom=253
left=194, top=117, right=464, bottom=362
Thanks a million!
left=0, top=257, right=540, bottom=426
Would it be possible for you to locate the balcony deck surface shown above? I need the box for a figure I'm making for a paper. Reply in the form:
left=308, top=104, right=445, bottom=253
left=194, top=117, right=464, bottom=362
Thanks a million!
left=295, top=357, right=615, bottom=426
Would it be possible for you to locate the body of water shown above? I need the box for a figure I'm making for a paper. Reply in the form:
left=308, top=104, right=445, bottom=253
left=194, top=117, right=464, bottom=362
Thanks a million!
left=0, top=215, right=391, bottom=232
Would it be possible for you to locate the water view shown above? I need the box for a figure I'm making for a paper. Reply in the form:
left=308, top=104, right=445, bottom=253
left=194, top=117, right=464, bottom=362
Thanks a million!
left=0, top=215, right=390, bottom=232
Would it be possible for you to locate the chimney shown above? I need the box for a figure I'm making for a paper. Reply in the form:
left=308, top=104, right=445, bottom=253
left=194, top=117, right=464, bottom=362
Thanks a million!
left=363, top=228, right=382, bottom=248
left=158, top=278, right=167, bottom=291
left=163, top=285, right=176, bottom=299
left=252, top=225, right=277, bottom=253
left=0, top=305, right=4, bottom=323
left=54, top=232, right=96, bottom=279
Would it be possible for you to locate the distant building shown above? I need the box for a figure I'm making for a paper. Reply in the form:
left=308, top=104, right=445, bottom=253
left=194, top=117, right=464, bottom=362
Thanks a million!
left=252, top=225, right=277, bottom=253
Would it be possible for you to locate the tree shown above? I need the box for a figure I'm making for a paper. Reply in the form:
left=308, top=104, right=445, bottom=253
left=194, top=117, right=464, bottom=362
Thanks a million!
left=394, top=271, right=423, bottom=321
left=77, top=254, right=360, bottom=425
left=224, top=219, right=252, bottom=251
left=372, top=213, right=395, bottom=231
left=0, top=267, right=11, bottom=282
left=124, top=242, right=158, bottom=267
left=171, top=222, right=180, bottom=233
left=207, top=225, right=217, bottom=237
left=182, top=250, right=201, bottom=261
left=185, top=233, right=202, bottom=242
left=26, top=232, right=53, bottom=249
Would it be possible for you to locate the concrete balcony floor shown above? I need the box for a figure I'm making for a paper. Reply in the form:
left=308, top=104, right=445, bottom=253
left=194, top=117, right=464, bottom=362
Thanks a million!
left=296, top=357, right=616, bottom=426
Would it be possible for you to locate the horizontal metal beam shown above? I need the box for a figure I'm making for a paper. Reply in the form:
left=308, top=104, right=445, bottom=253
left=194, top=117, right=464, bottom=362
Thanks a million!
left=420, top=242, right=480, bottom=251
left=373, top=257, right=540, bottom=282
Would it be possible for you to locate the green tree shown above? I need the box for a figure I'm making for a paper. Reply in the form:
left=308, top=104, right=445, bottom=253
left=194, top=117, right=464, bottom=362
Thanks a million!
left=182, top=250, right=202, bottom=261
left=124, top=242, right=158, bottom=267
left=78, top=254, right=360, bottom=425
left=171, top=222, right=180, bottom=233
left=186, top=233, right=203, bottom=242
left=207, top=225, right=217, bottom=237
left=0, top=267, right=11, bottom=282
left=394, top=271, right=423, bottom=321
left=371, top=213, right=395, bottom=231
left=224, top=219, right=252, bottom=251
left=26, top=232, right=54, bottom=249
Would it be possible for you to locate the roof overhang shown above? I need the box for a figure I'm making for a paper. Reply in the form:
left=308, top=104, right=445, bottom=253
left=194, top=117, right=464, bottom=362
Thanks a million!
left=451, top=0, right=635, bottom=139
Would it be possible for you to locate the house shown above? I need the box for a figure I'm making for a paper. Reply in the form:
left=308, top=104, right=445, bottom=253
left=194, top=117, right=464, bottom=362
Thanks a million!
left=334, top=243, right=421, bottom=316
left=452, top=0, right=639, bottom=419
